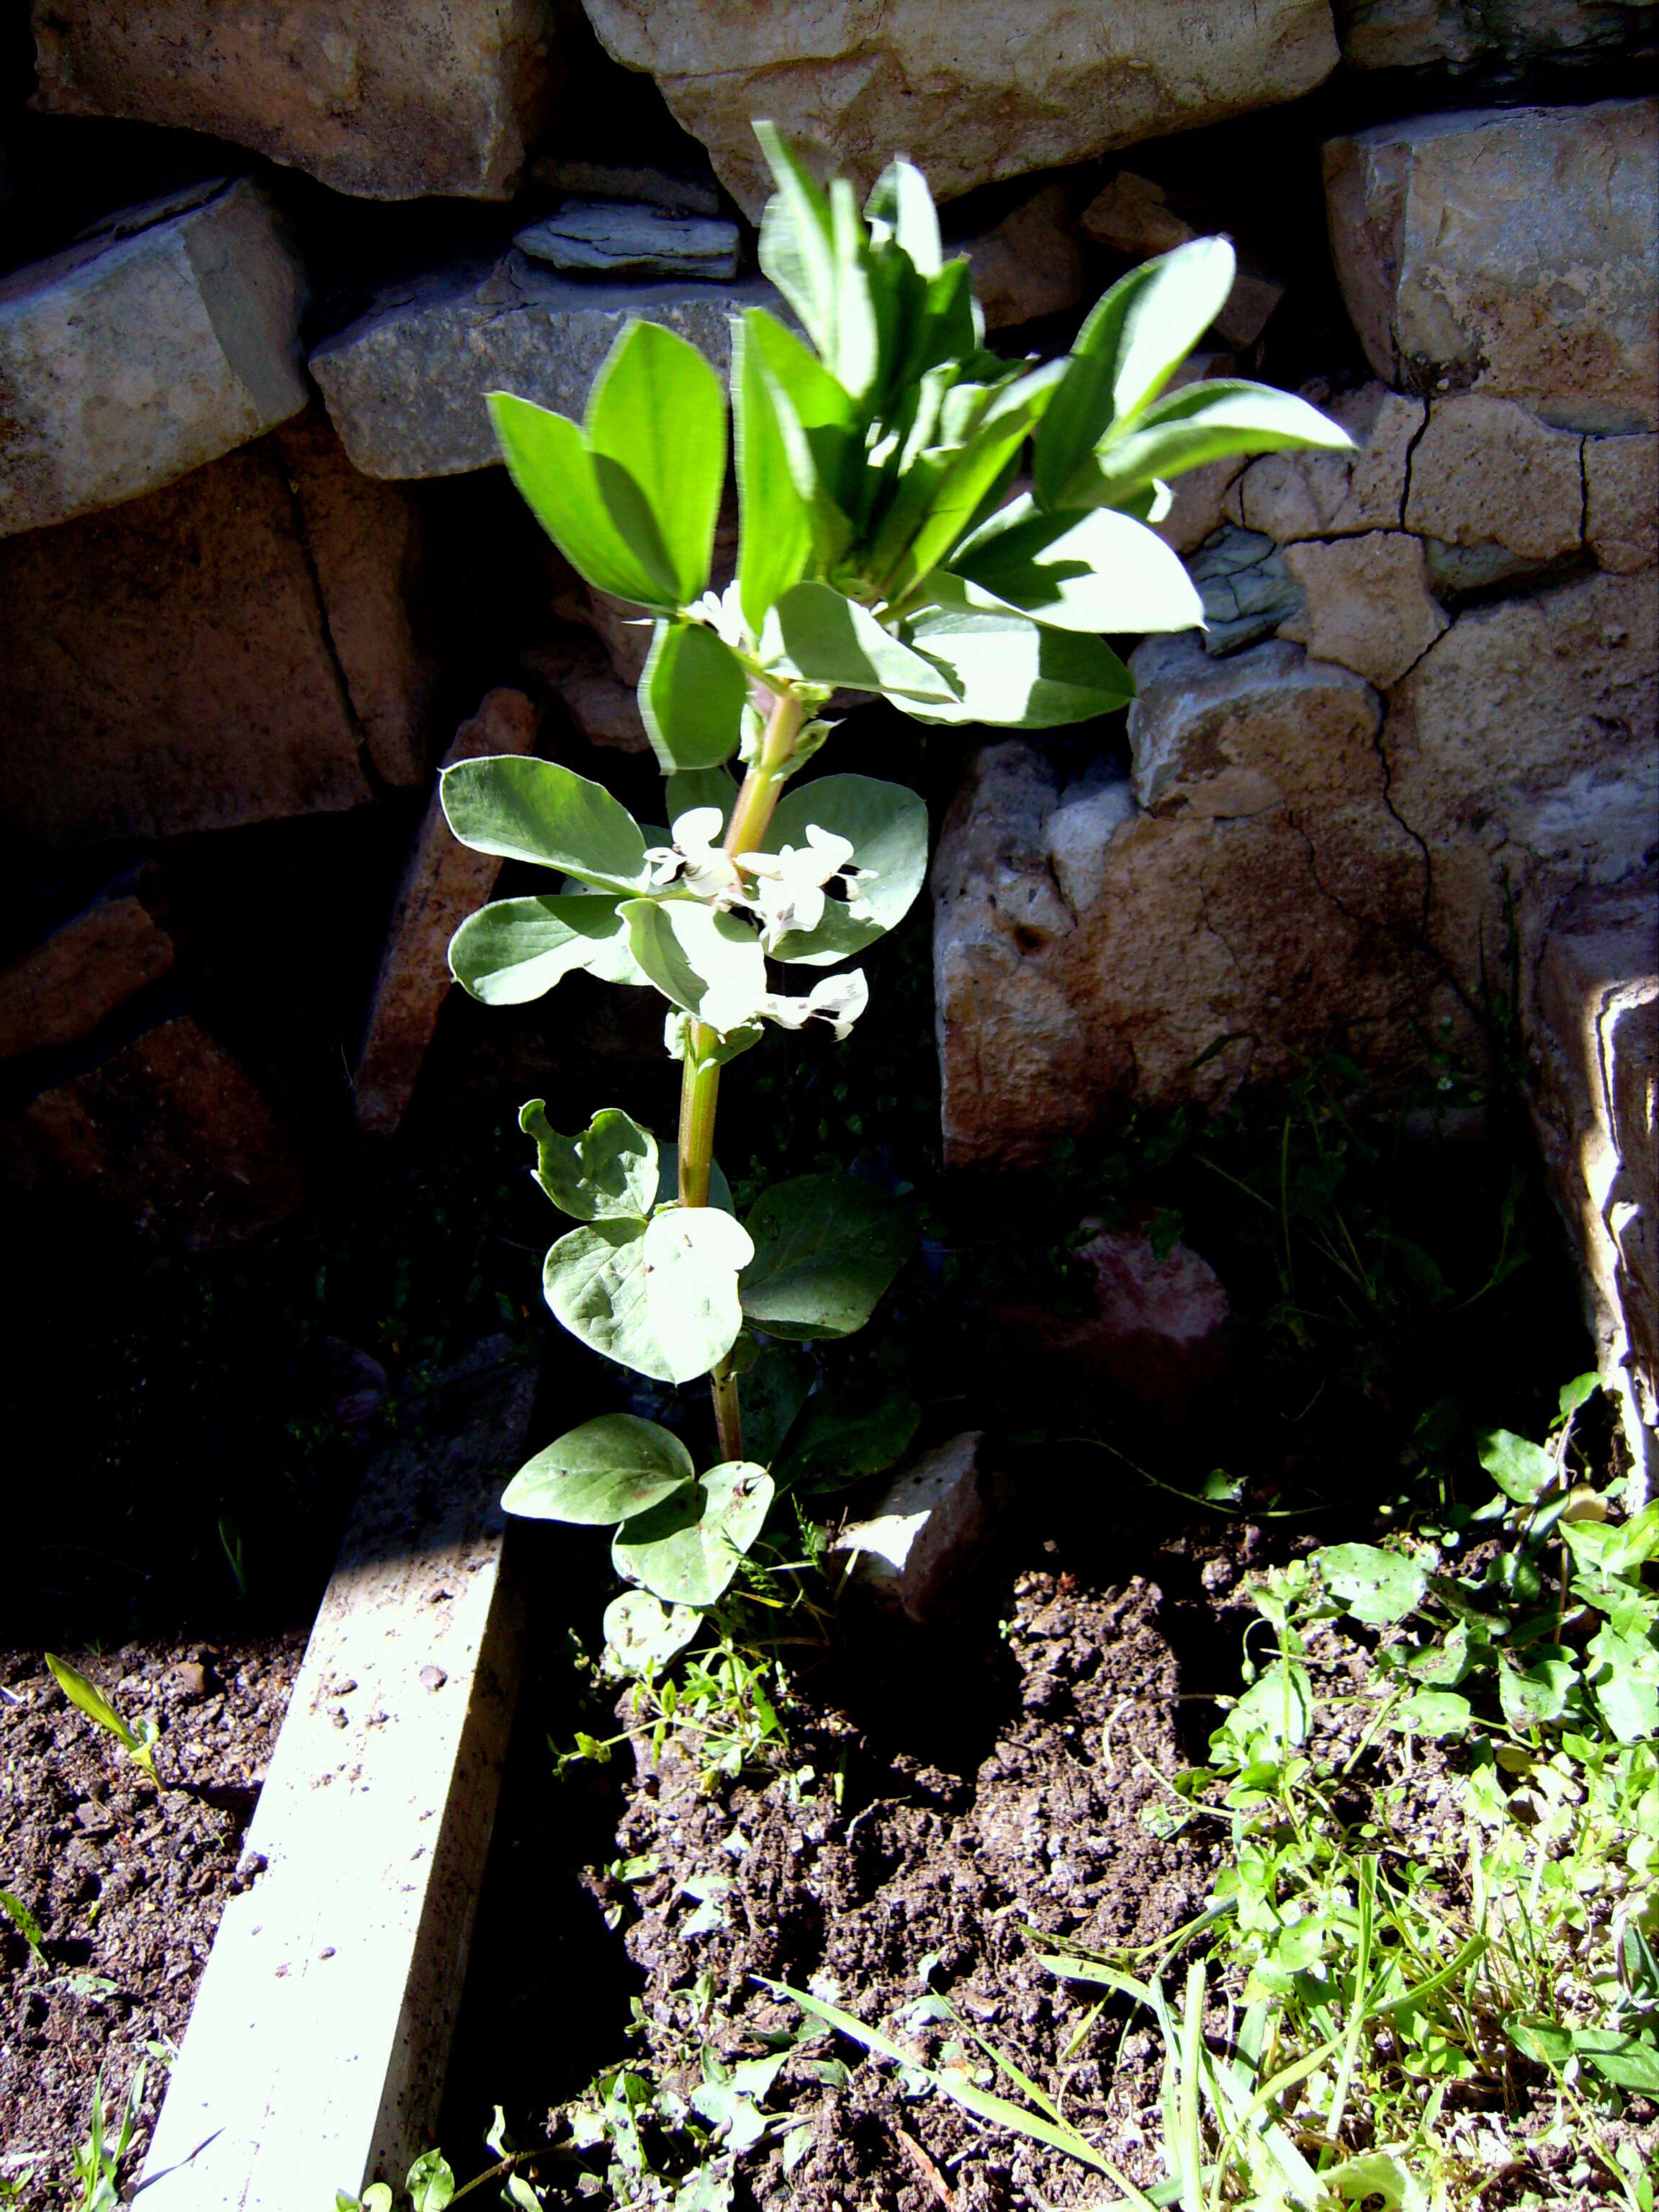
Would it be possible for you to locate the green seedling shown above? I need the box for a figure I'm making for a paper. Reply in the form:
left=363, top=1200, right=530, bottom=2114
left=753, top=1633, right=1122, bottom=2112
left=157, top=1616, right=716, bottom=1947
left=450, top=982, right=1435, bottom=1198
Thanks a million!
left=0, top=1889, right=44, bottom=1963
left=45, top=1653, right=158, bottom=1779
left=64, top=2064, right=145, bottom=2212
left=443, top=122, right=1349, bottom=1658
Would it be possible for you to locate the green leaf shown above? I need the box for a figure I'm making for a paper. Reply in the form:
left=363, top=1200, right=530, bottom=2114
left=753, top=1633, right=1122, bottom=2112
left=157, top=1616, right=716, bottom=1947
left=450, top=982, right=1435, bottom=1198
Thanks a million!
left=639, top=619, right=748, bottom=773
left=501, top=1413, right=694, bottom=1525
left=948, top=493, right=1204, bottom=635
left=621, top=899, right=769, bottom=1031
left=603, top=1590, right=703, bottom=1674
left=665, top=766, right=738, bottom=837
left=541, top=1218, right=662, bottom=1379
left=758, top=773, right=928, bottom=966
left=733, top=312, right=814, bottom=631
left=1033, top=239, right=1238, bottom=508
left=739, top=1174, right=914, bottom=1340
left=487, top=390, right=677, bottom=609
left=741, top=307, right=862, bottom=539
left=405, top=2150, right=455, bottom=2212
left=441, top=755, right=649, bottom=893
left=775, top=1380, right=921, bottom=1492
left=1478, top=1428, right=1557, bottom=1504
left=865, top=154, right=942, bottom=279
left=734, top=1342, right=813, bottom=1467
left=640, top=1206, right=756, bottom=1385
left=1575, top=2029, right=1659, bottom=2093
left=1498, top=1650, right=1578, bottom=1727
left=760, top=580, right=960, bottom=703
left=754, top=122, right=841, bottom=369
left=519, top=1102, right=656, bottom=1221
left=1314, top=1543, right=1429, bottom=1626
left=1068, top=379, right=1356, bottom=513
left=0, top=1890, right=44, bottom=1959
left=45, top=1655, right=143, bottom=1761
left=1505, top=2013, right=1575, bottom=2070
left=1390, top=1689, right=1472, bottom=1738
left=1558, top=1371, right=1600, bottom=1421
left=586, top=318, right=727, bottom=609
left=449, top=894, right=649, bottom=1004
left=613, top=1461, right=775, bottom=1606
left=1223, top=1659, right=1313, bottom=1760
left=1587, top=1622, right=1659, bottom=1743
left=902, top=599, right=1135, bottom=727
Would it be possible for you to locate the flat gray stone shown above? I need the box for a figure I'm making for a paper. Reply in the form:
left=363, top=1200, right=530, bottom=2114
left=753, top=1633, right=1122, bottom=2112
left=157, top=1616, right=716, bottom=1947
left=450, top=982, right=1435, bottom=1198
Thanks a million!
left=310, top=256, right=773, bottom=479
left=515, top=201, right=740, bottom=278
left=1336, top=0, right=1658, bottom=73
left=1187, top=526, right=1305, bottom=655
left=0, top=179, right=307, bottom=537
left=530, top=157, right=721, bottom=215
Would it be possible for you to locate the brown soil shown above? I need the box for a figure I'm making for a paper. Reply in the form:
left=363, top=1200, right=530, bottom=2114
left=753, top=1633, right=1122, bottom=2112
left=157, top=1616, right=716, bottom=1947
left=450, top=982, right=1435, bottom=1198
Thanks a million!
left=0, top=1633, right=304, bottom=2204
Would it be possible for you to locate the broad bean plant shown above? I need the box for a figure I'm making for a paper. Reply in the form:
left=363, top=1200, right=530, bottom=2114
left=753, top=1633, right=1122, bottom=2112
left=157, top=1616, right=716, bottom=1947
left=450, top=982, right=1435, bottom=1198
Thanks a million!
left=443, top=126, right=1349, bottom=1663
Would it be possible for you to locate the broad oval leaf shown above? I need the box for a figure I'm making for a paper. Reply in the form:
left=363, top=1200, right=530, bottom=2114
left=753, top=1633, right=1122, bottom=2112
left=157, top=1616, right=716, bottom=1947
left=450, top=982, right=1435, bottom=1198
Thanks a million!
left=757, top=773, right=929, bottom=966
left=665, top=765, right=738, bottom=838
left=775, top=1380, right=921, bottom=1493
left=1478, top=1427, right=1557, bottom=1503
left=902, top=601, right=1135, bottom=727
left=639, top=619, right=749, bottom=773
left=585, top=318, right=727, bottom=608
left=1389, top=1689, right=1472, bottom=1738
left=542, top=1218, right=669, bottom=1381
left=865, top=155, right=942, bottom=279
left=487, top=390, right=677, bottom=610
left=760, top=580, right=960, bottom=703
left=613, top=1460, right=775, bottom=1606
left=520, top=1101, right=656, bottom=1221
left=441, top=755, right=649, bottom=892
left=449, top=894, right=649, bottom=1004
left=948, top=494, right=1204, bottom=635
left=1498, top=1650, right=1578, bottom=1728
left=501, top=1412, right=693, bottom=1527
left=734, top=314, right=814, bottom=631
left=603, top=1590, right=703, bottom=1673
left=1313, top=1543, right=1429, bottom=1627
left=739, top=1174, right=914, bottom=1340
left=621, top=899, right=769, bottom=1032
left=1072, top=379, right=1354, bottom=512
left=641, top=1206, right=755, bottom=1385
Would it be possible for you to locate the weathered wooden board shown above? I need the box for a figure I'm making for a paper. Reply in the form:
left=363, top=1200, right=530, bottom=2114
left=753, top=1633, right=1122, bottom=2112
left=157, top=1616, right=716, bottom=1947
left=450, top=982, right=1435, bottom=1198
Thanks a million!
left=138, top=1339, right=537, bottom=2208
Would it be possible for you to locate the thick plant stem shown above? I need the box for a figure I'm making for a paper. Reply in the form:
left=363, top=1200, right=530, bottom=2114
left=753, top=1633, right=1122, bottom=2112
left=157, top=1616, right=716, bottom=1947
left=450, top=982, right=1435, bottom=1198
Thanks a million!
left=675, top=684, right=806, bottom=1465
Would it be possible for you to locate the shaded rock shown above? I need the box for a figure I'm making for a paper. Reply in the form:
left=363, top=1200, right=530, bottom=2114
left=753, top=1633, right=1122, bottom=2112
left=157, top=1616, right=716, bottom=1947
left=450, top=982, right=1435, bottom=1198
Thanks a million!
left=276, top=412, right=436, bottom=787
left=577, top=0, right=1339, bottom=220
left=1585, top=433, right=1659, bottom=574
left=30, top=0, right=562, bottom=201
left=521, top=640, right=650, bottom=752
left=1335, top=0, right=1658, bottom=73
left=0, top=439, right=372, bottom=848
left=584, top=588, right=654, bottom=685
left=1062, top=1230, right=1231, bottom=1414
left=1323, top=97, right=1659, bottom=432
left=310, top=257, right=768, bottom=478
left=1383, top=567, right=1659, bottom=1000
left=529, top=157, right=721, bottom=215
left=515, top=202, right=739, bottom=279
left=933, top=643, right=1443, bottom=1164
left=961, top=185, right=1089, bottom=331
left=1156, top=457, right=1249, bottom=557
left=1280, top=530, right=1449, bottom=685
left=354, top=689, right=542, bottom=1136
left=1403, top=395, right=1583, bottom=559
left=1528, top=868, right=1658, bottom=1499
left=1213, top=265, right=1285, bottom=351
left=1080, top=171, right=1195, bottom=256
left=1233, top=382, right=1424, bottom=542
left=0, top=880, right=174, bottom=1061
left=1187, top=527, right=1305, bottom=655
left=0, top=179, right=307, bottom=538
left=1421, top=538, right=1575, bottom=602
left=828, top=1434, right=996, bottom=1623
left=19, top=1015, right=305, bottom=1245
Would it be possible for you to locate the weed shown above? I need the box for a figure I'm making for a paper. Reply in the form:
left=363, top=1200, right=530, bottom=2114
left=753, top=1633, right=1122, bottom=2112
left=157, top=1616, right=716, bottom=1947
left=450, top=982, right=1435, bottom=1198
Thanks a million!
left=42, top=1655, right=157, bottom=1781
left=60, top=2065, right=144, bottom=2212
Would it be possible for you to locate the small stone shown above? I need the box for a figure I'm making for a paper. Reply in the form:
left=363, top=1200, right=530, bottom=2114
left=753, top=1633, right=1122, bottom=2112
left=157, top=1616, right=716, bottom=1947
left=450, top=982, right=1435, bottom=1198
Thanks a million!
left=0, top=883, right=174, bottom=1061
left=1187, top=527, right=1305, bottom=655
left=1212, top=264, right=1285, bottom=351
left=1063, top=1231, right=1231, bottom=1414
left=353, top=689, right=542, bottom=1137
left=1279, top=531, right=1450, bottom=688
left=829, top=1434, right=995, bottom=1624
left=515, top=202, right=740, bottom=280
left=529, top=158, right=721, bottom=216
left=1234, top=382, right=1424, bottom=543
left=1585, top=434, right=1659, bottom=575
left=1079, top=171, right=1195, bottom=256
left=962, top=185, right=1089, bottom=331
left=1403, top=395, right=1583, bottom=559
left=1323, top=97, right=1658, bottom=432
left=1421, top=539, right=1569, bottom=603
left=418, top=1665, right=448, bottom=1693
left=168, top=1663, right=209, bottom=1701
left=0, top=179, right=308, bottom=536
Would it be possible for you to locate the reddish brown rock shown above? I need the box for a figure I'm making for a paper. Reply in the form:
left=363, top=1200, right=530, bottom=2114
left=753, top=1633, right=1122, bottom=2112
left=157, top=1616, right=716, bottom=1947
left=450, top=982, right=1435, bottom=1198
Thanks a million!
left=0, top=886, right=174, bottom=1059
left=353, top=690, right=542, bottom=1137
left=1066, top=1230, right=1231, bottom=1413
left=1280, top=530, right=1449, bottom=685
left=962, top=185, right=1089, bottom=331
left=21, top=1015, right=305, bottom=1245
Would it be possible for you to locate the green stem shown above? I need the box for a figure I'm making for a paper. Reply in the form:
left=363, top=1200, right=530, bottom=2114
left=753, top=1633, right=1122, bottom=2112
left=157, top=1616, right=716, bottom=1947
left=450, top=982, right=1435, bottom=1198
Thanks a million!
left=675, top=685, right=807, bottom=1465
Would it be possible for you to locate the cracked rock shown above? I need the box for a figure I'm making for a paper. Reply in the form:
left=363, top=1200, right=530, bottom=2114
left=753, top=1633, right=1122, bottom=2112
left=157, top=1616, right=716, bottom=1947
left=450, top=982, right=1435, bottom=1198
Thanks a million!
left=1233, top=382, right=1424, bottom=544
left=0, top=874, right=175, bottom=1062
left=1280, top=530, right=1449, bottom=688
left=1323, top=97, right=1658, bottom=432
left=1403, top=395, right=1584, bottom=560
left=1584, top=434, right=1659, bottom=575
left=1187, top=527, right=1305, bottom=655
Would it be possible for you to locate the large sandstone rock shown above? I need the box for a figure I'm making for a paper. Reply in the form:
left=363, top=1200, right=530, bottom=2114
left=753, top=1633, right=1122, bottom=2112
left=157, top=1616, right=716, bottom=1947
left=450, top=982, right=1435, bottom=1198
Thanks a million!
left=962, top=186, right=1089, bottom=333
left=30, top=0, right=562, bottom=201
left=19, top=1015, right=305, bottom=1245
left=577, top=0, right=1340, bottom=219
left=0, top=180, right=307, bottom=538
left=0, top=422, right=434, bottom=847
left=1585, top=433, right=1659, bottom=574
left=354, top=688, right=541, bottom=1136
left=1323, top=98, right=1658, bottom=432
left=1280, top=530, right=1449, bottom=685
left=1336, top=0, right=1658, bottom=73
left=310, top=256, right=768, bottom=477
left=1528, top=869, right=1658, bottom=1501
left=0, top=879, right=174, bottom=1060
left=1382, top=568, right=1659, bottom=999
left=1232, top=382, right=1425, bottom=542
left=932, top=641, right=1444, bottom=1164
left=1403, top=395, right=1583, bottom=559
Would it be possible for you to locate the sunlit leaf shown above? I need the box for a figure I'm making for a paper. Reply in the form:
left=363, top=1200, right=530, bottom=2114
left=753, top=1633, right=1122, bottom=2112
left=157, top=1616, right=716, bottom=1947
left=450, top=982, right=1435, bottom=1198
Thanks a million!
left=441, top=755, right=649, bottom=892
left=586, top=318, right=727, bottom=608
left=502, top=1413, right=694, bottom=1525
left=519, top=1101, right=656, bottom=1221
left=760, top=580, right=960, bottom=703
left=613, top=1461, right=775, bottom=1606
left=740, top=1174, right=914, bottom=1340
left=487, top=391, right=676, bottom=609
left=1314, top=1543, right=1429, bottom=1627
left=948, top=494, right=1204, bottom=635
left=1066, top=379, right=1354, bottom=513
left=639, top=618, right=748, bottom=773
left=449, top=894, right=648, bottom=1003
left=902, top=599, right=1134, bottom=727
left=759, top=773, right=929, bottom=966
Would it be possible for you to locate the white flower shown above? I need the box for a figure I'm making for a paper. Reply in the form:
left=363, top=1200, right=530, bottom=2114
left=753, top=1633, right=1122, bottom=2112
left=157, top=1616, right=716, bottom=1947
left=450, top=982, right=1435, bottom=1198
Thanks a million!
left=759, top=969, right=870, bottom=1042
left=643, top=806, right=743, bottom=904
left=687, top=579, right=749, bottom=651
left=744, top=824, right=878, bottom=948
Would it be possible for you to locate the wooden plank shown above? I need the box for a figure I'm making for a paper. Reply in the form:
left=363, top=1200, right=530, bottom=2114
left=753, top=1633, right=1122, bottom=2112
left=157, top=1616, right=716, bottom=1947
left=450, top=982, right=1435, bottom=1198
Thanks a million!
left=138, top=1339, right=537, bottom=2209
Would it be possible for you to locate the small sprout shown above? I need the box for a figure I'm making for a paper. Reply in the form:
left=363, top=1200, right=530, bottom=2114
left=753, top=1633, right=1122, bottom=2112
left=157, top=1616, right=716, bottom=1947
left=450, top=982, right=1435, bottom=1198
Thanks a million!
left=45, top=1653, right=158, bottom=1779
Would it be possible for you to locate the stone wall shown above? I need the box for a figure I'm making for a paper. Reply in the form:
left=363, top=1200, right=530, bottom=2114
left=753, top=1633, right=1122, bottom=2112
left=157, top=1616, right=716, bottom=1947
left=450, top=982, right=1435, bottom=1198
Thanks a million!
left=0, top=5, right=1654, bottom=1467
